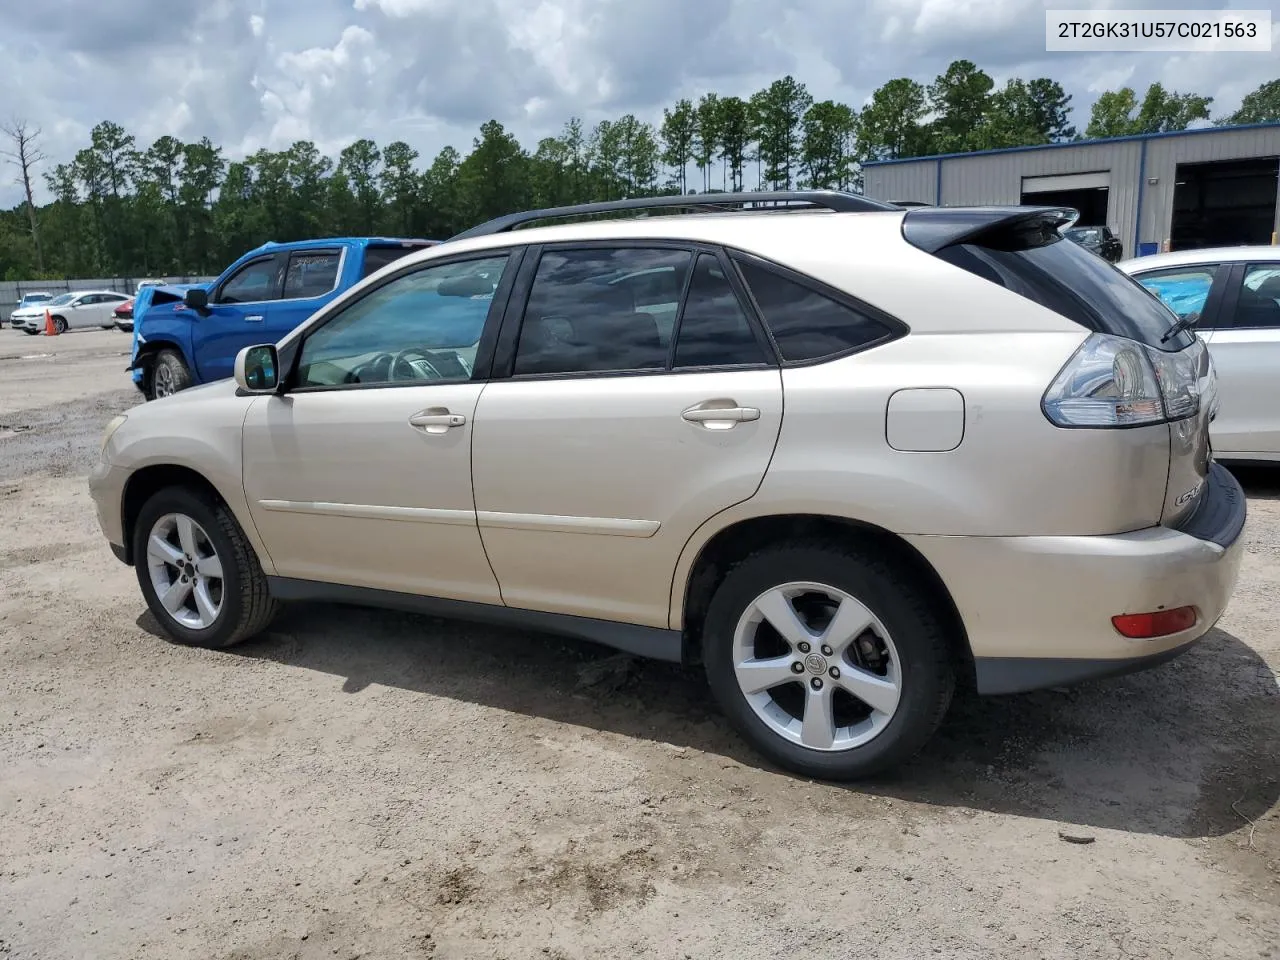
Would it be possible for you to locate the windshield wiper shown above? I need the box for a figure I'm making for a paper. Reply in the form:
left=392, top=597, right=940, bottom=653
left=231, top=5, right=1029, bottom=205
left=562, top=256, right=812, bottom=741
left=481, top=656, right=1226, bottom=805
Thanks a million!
left=1160, top=313, right=1197, bottom=344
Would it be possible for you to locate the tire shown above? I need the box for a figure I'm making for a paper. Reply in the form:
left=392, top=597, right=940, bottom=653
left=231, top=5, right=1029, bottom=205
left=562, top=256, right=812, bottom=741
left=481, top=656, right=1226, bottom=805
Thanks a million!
left=52, top=315, right=68, bottom=334
left=150, top=349, right=192, bottom=399
left=23, top=328, right=37, bottom=336
left=132, top=485, right=279, bottom=649
left=702, top=542, right=955, bottom=780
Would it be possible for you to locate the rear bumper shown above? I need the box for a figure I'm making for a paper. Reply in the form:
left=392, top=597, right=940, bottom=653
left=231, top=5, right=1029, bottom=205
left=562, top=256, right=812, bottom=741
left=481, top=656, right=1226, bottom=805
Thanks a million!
left=906, top=463, right=1247, bottom=694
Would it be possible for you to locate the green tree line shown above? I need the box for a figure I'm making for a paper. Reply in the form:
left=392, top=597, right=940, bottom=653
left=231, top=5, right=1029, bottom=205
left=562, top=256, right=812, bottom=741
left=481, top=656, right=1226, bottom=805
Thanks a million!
left=2, top=65, right=1277, bottom=280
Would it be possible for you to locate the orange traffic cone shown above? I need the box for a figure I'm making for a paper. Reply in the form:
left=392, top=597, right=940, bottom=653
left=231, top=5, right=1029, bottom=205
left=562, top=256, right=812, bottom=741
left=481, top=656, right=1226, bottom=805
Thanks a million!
left=44, top=308, right=58, bottom=336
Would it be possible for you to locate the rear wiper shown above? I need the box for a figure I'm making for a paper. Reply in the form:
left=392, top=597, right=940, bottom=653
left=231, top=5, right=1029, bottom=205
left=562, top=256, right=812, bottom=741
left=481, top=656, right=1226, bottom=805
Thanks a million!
left=1160, top=313, right=1198, bottom=344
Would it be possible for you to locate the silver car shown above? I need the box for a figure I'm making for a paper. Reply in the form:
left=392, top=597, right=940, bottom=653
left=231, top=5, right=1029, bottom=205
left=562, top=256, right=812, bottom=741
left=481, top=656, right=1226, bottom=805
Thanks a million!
left=88, top=192, right=1245, bottom=779
left=1119, top=246, right=1280, bottom=462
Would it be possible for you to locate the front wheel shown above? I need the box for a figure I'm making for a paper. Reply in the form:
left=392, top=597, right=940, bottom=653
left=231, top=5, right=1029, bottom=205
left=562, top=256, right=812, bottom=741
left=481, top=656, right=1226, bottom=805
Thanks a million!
left=132, top=486, right=279, bottom=649
left=150, top=349, right=192, bottom=399
left=702, top=543, right=955, bottom=780
left=52, top=316, right=68, bottom=334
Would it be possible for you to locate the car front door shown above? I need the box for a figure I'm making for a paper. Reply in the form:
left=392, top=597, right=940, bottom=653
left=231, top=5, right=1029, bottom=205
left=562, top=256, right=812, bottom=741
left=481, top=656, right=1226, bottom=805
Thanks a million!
left=191, top=254, right=286, bottom=383
left=470, top=245, right=784, bottom=629
left=264, top=247, right=344, bottom=346
left=66, top=294, right=99, bottom=329
left=242, top=251, right=516, bottom=601
left=1203, top=261, right=1280, bottom=458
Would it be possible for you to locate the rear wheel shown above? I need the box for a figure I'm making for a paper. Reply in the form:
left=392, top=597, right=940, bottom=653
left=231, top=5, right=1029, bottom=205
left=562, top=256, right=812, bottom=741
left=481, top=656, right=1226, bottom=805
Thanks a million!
left=132, top=486, right=278, bottom=649
left=702, top=543, right=955, bottom=780
left=151, top=349, right=192, bottom=399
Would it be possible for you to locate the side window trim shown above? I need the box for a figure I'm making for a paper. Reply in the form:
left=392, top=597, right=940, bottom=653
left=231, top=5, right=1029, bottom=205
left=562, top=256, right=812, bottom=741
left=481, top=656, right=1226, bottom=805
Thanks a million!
left=213, top=254, right=284, bottom=305
left=280, top=247, right=346, bottom=303
left=280, top=247, right=522, bottom=393
left=727, top=247, right=909, bottom=367
left=490, top=239, right=780, bottom=382
left=1216, top=263, right=1248, bottom=330
left=662, top=252, right=700, bottom=369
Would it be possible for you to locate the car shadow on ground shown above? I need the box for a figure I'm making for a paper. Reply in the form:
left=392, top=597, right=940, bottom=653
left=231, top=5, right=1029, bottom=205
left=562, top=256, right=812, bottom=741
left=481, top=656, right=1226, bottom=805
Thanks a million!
left=141, top=595, right=1278, bottom=841
left=1230, top=464, right=1280, bottom=500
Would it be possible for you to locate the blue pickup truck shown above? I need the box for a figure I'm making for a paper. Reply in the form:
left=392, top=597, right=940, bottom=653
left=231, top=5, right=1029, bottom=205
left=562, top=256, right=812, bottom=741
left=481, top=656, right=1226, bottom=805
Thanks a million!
left=131, top=236, right=437, bottom=398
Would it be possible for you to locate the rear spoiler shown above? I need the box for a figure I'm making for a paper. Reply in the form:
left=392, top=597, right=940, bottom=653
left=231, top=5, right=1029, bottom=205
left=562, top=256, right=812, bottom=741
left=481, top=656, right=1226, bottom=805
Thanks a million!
left=902, top=205, right=1080, bottom=253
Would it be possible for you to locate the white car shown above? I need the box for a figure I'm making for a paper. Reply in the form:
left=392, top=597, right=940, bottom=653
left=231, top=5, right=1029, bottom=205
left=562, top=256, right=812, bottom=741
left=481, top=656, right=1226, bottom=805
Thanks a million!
left=1119, top=247, right=1280, bottom=462
left=11, top=290, right=133, bottom=335
left=5, top=291, right=53, bottom=328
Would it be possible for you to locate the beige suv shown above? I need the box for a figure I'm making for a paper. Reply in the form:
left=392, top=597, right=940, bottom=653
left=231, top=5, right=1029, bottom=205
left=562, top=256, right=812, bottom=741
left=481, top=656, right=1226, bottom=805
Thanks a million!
left=89, top=192, right=1246, bottom=779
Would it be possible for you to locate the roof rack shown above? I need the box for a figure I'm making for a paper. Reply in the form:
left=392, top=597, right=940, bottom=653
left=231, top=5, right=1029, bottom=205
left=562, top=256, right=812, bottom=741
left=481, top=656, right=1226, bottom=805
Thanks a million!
left=448, top=190, right=899, bottom=240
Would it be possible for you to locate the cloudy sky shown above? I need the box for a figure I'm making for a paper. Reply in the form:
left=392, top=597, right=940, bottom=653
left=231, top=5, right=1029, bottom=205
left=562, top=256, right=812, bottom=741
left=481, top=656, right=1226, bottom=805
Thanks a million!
left=1, top=0, right=1277, bottom=206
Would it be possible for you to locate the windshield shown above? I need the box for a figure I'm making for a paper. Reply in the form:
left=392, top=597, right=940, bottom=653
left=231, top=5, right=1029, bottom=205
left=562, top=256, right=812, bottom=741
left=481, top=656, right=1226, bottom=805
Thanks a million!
left=44, top=293, right=75, bottom=307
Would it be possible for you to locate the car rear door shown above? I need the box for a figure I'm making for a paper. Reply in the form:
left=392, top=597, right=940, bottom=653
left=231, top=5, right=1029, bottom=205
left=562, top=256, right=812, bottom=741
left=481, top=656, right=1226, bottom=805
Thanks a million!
left=1203, top=261, right=1280, bottom=457
left=190, top=254, right=286, bottom=383
left=470, top=244, right=783, bottom=629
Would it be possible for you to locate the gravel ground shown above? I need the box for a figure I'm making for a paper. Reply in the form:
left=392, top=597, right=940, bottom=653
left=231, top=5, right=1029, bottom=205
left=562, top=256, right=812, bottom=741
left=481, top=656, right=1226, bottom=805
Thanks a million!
left=1, top=329, right=1277, bottom=960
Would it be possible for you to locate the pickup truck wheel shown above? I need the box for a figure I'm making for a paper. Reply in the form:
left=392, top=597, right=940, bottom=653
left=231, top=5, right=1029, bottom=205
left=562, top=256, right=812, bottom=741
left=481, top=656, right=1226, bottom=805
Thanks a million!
left=702, top=543, right=955, bottom=780
left=151, top=349, right=192, bottom=399
left=132, top=485, right=279, bottom=649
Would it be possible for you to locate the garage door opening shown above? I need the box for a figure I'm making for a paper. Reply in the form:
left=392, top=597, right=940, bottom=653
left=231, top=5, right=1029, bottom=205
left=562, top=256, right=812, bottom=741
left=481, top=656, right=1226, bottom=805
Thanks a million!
left=1171, top=157, right=1279, bottom=251
left=1021, top=172, right=1111, bottom=227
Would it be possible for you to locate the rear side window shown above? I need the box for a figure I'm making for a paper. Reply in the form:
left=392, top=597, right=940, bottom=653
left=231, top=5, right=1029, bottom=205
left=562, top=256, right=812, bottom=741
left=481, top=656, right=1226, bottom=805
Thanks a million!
left=1132, top=265, right=1217, bottom=323
left=284, top=251, right=340, bottom=299
left=362, top=244, right=428, bottom=279
left=936, top=236, right=1192, bottom=351
left=514, top=248, right=691, bottom=376
left=735, top=258, right=894, bottom=362
left=673, top=254, right=767, bottom=368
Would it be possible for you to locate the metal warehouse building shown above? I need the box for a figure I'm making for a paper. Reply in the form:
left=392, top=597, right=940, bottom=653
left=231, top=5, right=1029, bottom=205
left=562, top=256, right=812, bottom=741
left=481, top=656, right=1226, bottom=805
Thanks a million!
left=863, top=122, right=1280, bottom=260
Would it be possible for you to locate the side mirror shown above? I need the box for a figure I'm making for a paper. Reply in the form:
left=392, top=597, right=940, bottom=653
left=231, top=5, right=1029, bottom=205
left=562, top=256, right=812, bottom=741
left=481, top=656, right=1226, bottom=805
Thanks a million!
left=184, top=287, right=209, bottom=311
left=234, top=344, right=280, bottom=393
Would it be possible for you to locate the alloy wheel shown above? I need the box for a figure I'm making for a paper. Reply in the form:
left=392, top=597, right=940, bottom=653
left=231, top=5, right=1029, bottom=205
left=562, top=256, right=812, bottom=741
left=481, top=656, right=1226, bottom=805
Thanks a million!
left=146, top=513, right=224, bottom=630
left=153, top=364, right=175, bottom=398
left=732, top=581, right=902, bottom=752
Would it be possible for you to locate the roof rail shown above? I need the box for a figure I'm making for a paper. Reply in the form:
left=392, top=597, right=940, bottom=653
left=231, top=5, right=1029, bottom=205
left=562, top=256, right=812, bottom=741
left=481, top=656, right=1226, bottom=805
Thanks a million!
left=448, top=190, right=899, bottom=241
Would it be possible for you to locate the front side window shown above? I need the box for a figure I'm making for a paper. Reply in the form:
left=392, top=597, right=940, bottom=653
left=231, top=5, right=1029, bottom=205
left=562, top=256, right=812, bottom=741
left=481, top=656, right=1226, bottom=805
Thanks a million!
left=283, top=251, right=341, bottom=299
left=296, top=255, right=509, bottom=388
left=514, top=248, right=692, bottom=376
left=736, top=258, right=895, bottom=362
left=1233, top=263, right=1280, bottom=329
left=217, top=258, right=282, bottom=304
left=1134, top=265, right=1217, bottom=324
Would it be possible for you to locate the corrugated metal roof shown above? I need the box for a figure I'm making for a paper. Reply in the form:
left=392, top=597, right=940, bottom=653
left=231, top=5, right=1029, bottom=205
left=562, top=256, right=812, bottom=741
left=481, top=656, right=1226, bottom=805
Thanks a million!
left=862, top=121, right=1280, bottom=167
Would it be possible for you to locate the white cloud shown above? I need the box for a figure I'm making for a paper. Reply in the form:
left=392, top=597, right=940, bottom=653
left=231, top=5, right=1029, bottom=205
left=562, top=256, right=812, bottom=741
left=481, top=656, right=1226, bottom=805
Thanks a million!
left=3, top=0, right=1278, bottom=206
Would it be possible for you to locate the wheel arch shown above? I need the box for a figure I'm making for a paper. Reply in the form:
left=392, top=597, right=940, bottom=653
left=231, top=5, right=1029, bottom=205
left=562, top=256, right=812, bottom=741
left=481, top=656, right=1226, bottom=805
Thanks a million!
left=673, top=512, right=973, bottom=683
left=117, top=461, right=275, bottom=576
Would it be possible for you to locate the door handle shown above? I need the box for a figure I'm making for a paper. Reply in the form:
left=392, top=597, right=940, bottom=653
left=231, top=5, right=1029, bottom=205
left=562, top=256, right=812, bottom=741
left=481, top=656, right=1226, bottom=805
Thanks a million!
left=245, top=314, right=265, bottom=323
left=409, top=409, right=467, bottom=434
left=682, top=401, right=761, bottom=429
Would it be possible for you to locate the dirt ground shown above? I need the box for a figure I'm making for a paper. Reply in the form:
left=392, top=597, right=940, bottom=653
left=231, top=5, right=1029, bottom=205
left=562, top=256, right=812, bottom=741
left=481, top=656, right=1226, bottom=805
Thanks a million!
left=1, top=329, right=1277, bottom=960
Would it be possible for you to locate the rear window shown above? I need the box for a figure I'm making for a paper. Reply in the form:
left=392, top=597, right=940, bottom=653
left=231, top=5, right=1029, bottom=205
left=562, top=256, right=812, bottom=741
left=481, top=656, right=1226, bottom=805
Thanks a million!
left=362, top=244, right=428, bottom=279
left=936, top=236, right=1192, bottom=351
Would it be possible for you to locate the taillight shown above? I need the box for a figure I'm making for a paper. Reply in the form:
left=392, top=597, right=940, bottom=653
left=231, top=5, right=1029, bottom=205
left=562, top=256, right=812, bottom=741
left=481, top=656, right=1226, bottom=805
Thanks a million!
left=1042, top=333, right=1203, bottom=428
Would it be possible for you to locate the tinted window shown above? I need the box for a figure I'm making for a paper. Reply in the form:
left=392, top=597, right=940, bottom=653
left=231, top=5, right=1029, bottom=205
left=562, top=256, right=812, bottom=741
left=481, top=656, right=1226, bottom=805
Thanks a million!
left=514, top=248, right=691, bottom=376
left=218, top=258, right=282, bottom=304
left=1133, top=266, right=1217, bottom=323
left=362, top=244, right=427, bottom=279
left=284, top=251, right=340, bottom=298
left=736, top=259, right=893, bottom=362
left=1233, top=263, right=1280, bottom=329
left=936, top=236, right=1191, bottom=351
left=297, top=255, right=508, bottom=388
left=674, top=254, right=767, bottom=367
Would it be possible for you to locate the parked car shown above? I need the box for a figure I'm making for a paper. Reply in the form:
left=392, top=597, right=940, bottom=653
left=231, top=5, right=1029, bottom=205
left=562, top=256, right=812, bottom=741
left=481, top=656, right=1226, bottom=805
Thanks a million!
left=1120, top=245, right=1280, bottom=462
left=113, top=298, right=135, bottom=332
left=11, top=290, right=132, bottom=334
left=1064, top=225, right=1123, bottom=262
left=89, top=192, right=1244, bottom=780
left=5, top=291, right=53, bottom=328
left=131, top=238, right=437, bottom=399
